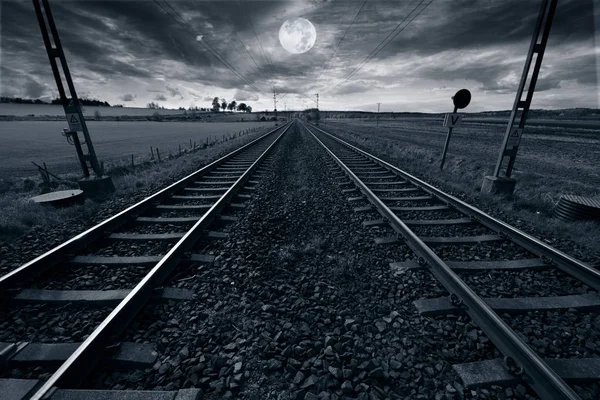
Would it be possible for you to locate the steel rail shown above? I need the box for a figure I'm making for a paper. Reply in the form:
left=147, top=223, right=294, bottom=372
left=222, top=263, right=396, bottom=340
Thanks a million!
left=309, top=124, right=600, bottom=291
left=304, top=122, right=580, bottom=400
left=0, top=122, right=291, bottom=292
left=29, top=122, right=292, bottom=400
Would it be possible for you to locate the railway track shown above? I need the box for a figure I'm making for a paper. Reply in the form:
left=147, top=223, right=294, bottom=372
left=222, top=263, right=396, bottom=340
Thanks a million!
left=304, top=121, right=600, bottom=400
left=0, top=122, right=291, bottom=400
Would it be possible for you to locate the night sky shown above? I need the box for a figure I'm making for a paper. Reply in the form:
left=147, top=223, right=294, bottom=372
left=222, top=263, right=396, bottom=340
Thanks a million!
left=1, top=0, right=598, bottom=112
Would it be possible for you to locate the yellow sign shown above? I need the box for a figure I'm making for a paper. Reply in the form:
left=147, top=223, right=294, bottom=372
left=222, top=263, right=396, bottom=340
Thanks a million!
left=66, top=113, right=82, bottom=131
left=506, top=127, right=523, bottom=147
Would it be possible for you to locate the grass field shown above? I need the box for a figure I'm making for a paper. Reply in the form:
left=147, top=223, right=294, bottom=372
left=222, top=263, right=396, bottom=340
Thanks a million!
left=0, top=103, right=189, bottom=117
left=0, top=120, right=275, bottom=178
left=321, top=117, right=600, bottom=254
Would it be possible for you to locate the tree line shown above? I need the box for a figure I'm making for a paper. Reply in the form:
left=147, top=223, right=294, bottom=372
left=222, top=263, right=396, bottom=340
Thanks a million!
left=1, top=96, right=111, bottom=106
left=211, top=97, right=252, bottom=113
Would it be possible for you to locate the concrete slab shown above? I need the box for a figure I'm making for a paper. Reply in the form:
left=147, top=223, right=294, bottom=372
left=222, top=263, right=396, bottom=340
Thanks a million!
left=0, top=378, right=40, bottom=400
left=12, top=288, right=193, bottom=305
left=374, top=237, right=400, bottom=245
left=403, top=218, right=473, bottom=226
left=51, top=390, right=176, bottom=400
left=389, top=205, right=449, bottom=212
left=481, top=175, right=517, bottom=196
left=454, top=358, right=600, bottom=387
left=136, top=217, right=200, bottom=224
left=189, top=254, right=216, bottom=264
left=31, top=190, right=85, bottom=207
left=8, top=342, right=156, bottom=368
left=381, top=196, right=433, bottom=202
left=421, top=234, right=503, bottom=245
left=362, top=219, right=387, bottom=227
left=70, top=256, right=163, bottom=266
left=154, top=205, right=211, bottom=211
left=207, top=231, right=229, bottom=240
left=78, top=176, right=115, bottom=197
left=414, top=293, right=600, bottom=316
left=108, top=233, right=185, bottom=241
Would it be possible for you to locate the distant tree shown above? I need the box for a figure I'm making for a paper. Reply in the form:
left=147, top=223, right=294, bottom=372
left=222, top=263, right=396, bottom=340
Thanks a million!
left=147, top=101, right=160, bottom=109
left=221, top=100, right=227, bottom=112
left=228, top=100, right=237, bottom=112
left=237, top=103, right=247, bottom=112
left=178, top=107, right=185, bottom=110
left=211, top=97, right=220, bottom=112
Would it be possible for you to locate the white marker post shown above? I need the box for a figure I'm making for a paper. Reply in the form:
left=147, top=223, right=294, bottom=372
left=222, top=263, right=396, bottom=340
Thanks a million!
left=440, top=89, right=471, bottom=170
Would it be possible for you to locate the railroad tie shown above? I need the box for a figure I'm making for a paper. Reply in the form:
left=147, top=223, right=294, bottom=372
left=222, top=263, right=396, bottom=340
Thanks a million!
left=414, top=293, right=600, bottom=316
left=453, top=358, right=600, bottom=387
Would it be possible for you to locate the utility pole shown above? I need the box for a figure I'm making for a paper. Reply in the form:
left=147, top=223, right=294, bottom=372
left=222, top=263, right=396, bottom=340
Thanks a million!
left=376, top=102, right=381, bottom=127
left=273, top=92, right=278, bottom=125
left=33, top=0, right=113, bottom=195
left=315, top=94, right=319, bottom=110
left=482, top=0, right=558, bottom=195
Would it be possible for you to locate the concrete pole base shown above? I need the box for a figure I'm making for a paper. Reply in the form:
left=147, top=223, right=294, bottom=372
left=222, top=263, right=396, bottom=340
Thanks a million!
left=78, top=175, right=115, bottom=198
left=481, top=175, right=517, bottom=196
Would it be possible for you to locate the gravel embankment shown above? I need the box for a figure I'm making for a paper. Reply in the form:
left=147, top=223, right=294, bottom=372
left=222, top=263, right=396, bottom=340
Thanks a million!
left=319, top=122, right=600, bottom=265
left=85, top=125, right=557, bottom=399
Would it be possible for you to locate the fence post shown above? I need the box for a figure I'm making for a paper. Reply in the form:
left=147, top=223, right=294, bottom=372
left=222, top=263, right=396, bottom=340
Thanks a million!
left=150, top=146, right=154, bottom=160
left=179, top=144, right=182, bottom=155
left=131, top=154, right=134, bottom=167
left=157, top=148, right=161, bottom=163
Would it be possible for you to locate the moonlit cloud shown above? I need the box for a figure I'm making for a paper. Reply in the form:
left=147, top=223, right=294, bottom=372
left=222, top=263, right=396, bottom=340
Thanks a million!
left=0, top=0, right=597, bottom=112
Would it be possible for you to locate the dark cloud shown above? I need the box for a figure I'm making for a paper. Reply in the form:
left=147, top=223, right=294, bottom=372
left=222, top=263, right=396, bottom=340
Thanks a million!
left=166, top=85, right=184, bottom=99
left=1, top=0, right=596, bottom=111
left=120, top=94, right=137, bottom=102
left=154, top=94, right=168, bottom=101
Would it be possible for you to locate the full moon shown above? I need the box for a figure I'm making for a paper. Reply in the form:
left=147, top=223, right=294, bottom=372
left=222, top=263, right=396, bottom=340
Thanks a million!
left=279, top=18, right=316, bottom=54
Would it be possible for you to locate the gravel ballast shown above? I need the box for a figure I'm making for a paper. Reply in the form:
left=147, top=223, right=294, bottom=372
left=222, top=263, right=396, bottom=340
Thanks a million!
left=83, top=125, right=555, bottom=400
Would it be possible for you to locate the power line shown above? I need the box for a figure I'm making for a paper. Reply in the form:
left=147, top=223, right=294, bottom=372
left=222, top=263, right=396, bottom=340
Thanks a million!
left=153, top=0, right=266, bottom=95
left=240, top=0, right=276, bottom=91
left=313, top=0, right=367, bottom=90
left=329, top=0, right=433, bottom=92
left=212, top=2, right=272, bottom=85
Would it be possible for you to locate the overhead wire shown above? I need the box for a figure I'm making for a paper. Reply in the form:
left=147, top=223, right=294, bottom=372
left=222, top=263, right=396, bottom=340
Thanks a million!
left=240, top=0, right=277, bottom=92
left=297, top=0, right=367, bottom=106
left=329, top=0, right=434, bottom=92
left=153, top=0, right=266, bottom=95
left=311, top=0, right=368, bottom=92
left=212, top=2, right=272, bottom=85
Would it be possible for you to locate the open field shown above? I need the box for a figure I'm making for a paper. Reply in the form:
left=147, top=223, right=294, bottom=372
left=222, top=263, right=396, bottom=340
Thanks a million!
left=0, top=103, right=189, bottom=117
left=321, top=118, right=600, bottom=252
left=0, top=120, right=274, bottom=178
left=344, top=116, right=600, bottom=130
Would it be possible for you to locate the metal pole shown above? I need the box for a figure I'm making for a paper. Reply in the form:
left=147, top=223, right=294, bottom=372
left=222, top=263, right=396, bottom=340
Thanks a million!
left=34, top=0, right=103, bottom=177
left=376, top=102, right=381, bottom=126
left=492, top=0, right=557, bottom=178
left=440, top=106, right=458, bottom=170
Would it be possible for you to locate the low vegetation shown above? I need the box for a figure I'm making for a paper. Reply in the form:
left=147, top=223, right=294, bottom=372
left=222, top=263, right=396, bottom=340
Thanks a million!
left=0, top=126, right=274, bottom=242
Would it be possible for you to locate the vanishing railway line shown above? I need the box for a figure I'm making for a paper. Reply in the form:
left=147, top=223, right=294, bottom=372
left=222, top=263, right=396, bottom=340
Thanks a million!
left=0, top=120, right=598, bottom=400
left=304, top=122, right=600, bottom=400
left=0, top=123, right=290, bottom=400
